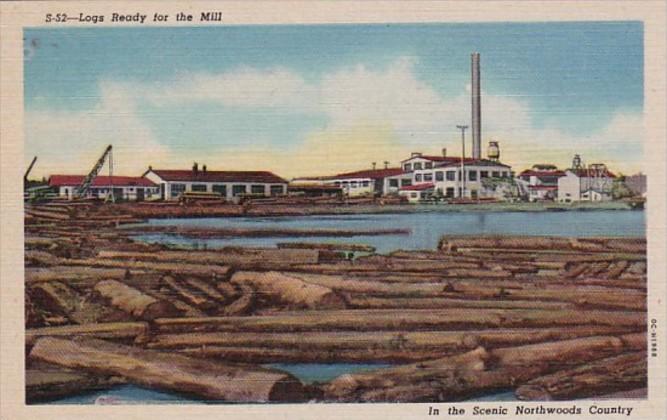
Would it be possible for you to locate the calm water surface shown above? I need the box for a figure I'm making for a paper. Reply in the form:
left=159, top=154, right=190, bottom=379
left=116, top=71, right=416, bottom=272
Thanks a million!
left=133, top=210, right=645, bottom=253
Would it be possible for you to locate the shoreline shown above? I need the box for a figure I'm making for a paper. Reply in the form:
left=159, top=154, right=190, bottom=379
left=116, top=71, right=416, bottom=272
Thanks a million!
left=108, top=200, right=638, bottom=220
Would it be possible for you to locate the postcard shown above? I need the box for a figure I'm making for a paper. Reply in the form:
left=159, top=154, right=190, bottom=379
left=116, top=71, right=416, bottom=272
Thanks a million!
left=1, top=1, right=665, bottom=419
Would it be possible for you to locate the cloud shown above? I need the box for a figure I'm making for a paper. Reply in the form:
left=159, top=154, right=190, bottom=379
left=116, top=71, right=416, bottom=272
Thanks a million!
left=25, top=58, right=644, bottom=179
left=25, top=82, right=171, bottom=178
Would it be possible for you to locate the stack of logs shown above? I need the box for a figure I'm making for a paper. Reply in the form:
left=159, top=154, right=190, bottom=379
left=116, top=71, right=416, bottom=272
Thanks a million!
left=24, top=202, right=647, bottom=403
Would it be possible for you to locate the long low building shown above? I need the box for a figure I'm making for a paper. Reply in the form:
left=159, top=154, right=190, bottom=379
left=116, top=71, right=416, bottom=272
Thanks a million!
left=49, top=175, right=158, bottom=201
left=292, top=168, right=406, bottom=197
left=143, top=164, right=288, bottom=201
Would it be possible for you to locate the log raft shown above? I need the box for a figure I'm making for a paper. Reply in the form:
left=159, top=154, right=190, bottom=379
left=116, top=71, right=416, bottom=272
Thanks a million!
left=23, top=205, right=647, bottom=403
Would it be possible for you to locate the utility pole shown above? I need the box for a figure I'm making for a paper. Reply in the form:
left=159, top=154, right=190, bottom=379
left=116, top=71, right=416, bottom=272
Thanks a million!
left=456, top=125, right=468, bottom=198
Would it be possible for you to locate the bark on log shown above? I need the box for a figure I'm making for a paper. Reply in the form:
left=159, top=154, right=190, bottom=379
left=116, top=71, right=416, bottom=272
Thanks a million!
left=515, top=352, right=647, bottom=400
left=94, top=279, right=181, bottom=320
left=277, top=242, right=376, bottom=252
left=96, top=248, right=322, bottom=269
left=346, top=296, right=576, bottom=311
left=324, top=333, right=644, bottom=402
left=25, top=266, right=143, bottom=284
left=147, top=325, right=634, bottom=361
left=222, top=284, right=256, bottom=316
left=62, top=257, right=231, bottom=278
left=153, top=308, right=646, bottom=334
left=29, top=337, right=305, bottom=402
left=26, top=366, right=125, bottom=403
left=231, top=271, right=346, bottom=310
left=162, top=276, right=213, bottom=309
left=26, top=322, right=149, bottom=347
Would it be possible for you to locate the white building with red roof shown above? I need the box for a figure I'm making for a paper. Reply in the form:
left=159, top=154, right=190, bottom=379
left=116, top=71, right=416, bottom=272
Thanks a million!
left=293, top=167, right=407, bottom=197
left=517, top=164, right=566, bottom=202
left=48, top=175, right=158, bottom=201
left=398, top=151, right=512, bottom=200
left=143, top=163, right=288, bottom=201
left=557, top=166, right=617, bottom=203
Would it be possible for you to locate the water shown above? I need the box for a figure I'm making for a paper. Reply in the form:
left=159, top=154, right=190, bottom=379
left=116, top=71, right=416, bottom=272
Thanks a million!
left=42, top=364, right=392, bottom=405
left=133, top=210, right=644, bottom=254
left=265, top=362, right=392, bottom=384
left=43, top=384, right=200, bottom=405
left=48, top=210, right=642, bottom=404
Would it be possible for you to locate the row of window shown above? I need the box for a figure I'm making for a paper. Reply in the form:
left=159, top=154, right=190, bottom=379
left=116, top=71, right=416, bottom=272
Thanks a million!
left=403, top=162, right=434, bottom=171
left=388, top=179, right=412, bottom=188
left=170, top=183, right=284, bottom=198
left=412, top=169, right=509, bottom=183
left=332, top=180, right=371, bottom=188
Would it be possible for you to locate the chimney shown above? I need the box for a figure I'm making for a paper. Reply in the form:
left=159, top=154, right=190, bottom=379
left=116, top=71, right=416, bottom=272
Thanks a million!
left=202, top=164, right=207, bottom=173
left=442, top=148, right=447, bottom=158
left=372, top=162, right=377, bottom=170
left=384, top=161, right=389, bottom=169
left=148, top=165, right=152, bottom=171
left=411, top=152, right=422, bottom=158
left=192, top=162, right=199, bottom=174
left=471, top=52, right=481, bottom=160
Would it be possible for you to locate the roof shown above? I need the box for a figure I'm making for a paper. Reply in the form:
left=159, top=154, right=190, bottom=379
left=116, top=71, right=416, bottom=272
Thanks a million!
left=437, top=159, right=511, bottom=169
left=400, top=183, right=435, bottom=191
left=567, top=169, right=617, bottom=178
left=402, top=155, right=471, bottom=164
left=519, top=169, right=566, bottom=178
left=322, top=168, right=405, bottom=180
left=528, top=185, right=559, bottom=190
left=147, top=169, right=287, bottom=184
left=49, top=175, right=156, bottom=188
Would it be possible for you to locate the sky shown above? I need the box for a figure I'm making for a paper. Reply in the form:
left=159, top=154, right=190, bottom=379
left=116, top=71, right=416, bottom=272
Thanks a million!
left=23, top=22, right=644, bottom=179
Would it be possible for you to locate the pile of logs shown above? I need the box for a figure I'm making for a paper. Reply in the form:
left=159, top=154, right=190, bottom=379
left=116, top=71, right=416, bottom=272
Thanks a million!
left=24, top=203, right=647, bottom=403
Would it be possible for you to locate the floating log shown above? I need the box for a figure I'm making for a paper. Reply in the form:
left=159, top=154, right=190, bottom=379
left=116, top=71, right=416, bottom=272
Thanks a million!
left=222, top=284, right=255, bottom=316
left=25, top=209, right=70, bottom=220
left=162, top=276, right=213, bottom=309
left=62, top=257, right=231, bottom=278
left=147, top=325, right=634, bottom=364
left=153, top=308, right=646, bottom=334
left=439, top=235, right=646, bottom=254
left=346, top=296, right=577, bottom=311
left=515, top=352, right=647, bottom=400
left=25, top=266, right=143, bottom=284
left=94, top=280, right=181, bottom=321
left=184, top=278, right=227, bottom=303
left=29, top=337, right=306, bottom=402
left=96, top=248, right=323, bottom=269
left=231, top=271, right=345, bottom=310
left=26, top=322, right=149, bottom=347
left=120, top=225, right=410, bottom=238
left=277, top=242, right=376, bottom=252
left=26, top=365, right=125, bottom=403
left=324, top=333, right=644, bottom=402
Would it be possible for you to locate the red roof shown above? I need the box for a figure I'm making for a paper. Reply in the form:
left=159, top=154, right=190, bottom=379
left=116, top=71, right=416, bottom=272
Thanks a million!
left=519, top=170, right=566, bottom=177
left=147, top=169, right=287, bottom=184
left=49, top=175, right=156, bottom=188
left=400, top=183, right=435, bottom=191
left=323, top=168, right=405, bottom=180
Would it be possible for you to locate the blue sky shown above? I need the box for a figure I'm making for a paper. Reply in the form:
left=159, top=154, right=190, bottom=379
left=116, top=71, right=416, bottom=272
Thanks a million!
left=24, top=22, right=644, bottom=178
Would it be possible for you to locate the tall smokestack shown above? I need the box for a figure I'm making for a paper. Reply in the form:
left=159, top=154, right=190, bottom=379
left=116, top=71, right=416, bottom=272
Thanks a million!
left=471, top=52, right=481, bottom=160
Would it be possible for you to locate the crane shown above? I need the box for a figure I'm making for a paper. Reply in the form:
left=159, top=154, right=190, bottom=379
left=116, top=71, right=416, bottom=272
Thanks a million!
left=24, top=156, right=38, bottom=183
left=75, top=145, right=113, bottom=200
